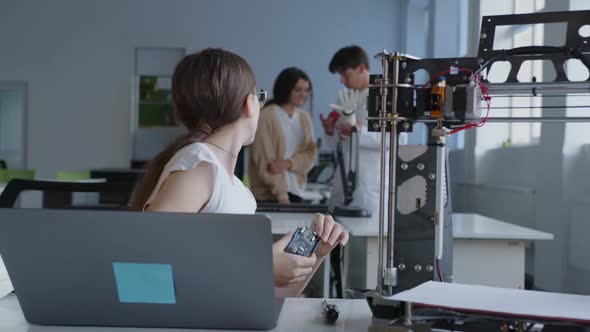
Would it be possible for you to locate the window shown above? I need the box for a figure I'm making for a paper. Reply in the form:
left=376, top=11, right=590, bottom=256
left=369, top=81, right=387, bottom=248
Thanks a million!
left=0, top=83, right=27, bottom=168
left=563, top=1, right=590, bottom=153
left=473, top=0, right=546, bottom=150
left=132, top=47, right=186, bottom=163
left=134, top=47, right=185, bottom=129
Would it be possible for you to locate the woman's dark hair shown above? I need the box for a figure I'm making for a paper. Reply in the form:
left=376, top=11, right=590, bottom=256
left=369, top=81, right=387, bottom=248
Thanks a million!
left=265, top=67, right=313, bottom=115
left=129, top=48, right=256, bottom=210
left=328, top=45, right=370, bottom=74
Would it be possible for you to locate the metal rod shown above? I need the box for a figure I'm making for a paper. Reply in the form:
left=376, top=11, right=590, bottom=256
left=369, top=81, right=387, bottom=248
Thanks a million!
left=485, top=83, right=590, bottom=96
left=386, top=117, right=590, bottom=123
left=368, top=83, right=414, bottom=89
left=403, top=302, right=413, bottom=327
left=481, top=117, right=590, bottom=122
left=485, top=82, right=590, bottom=91
left=480, top=105, right=590, bottom=109
left=487, top=94, right=590, bottom=98
left=376, top=53, right=389, bottom=295
left=385, top=55, right=400, bottom=294
left=367, top=116, right=410, bottom=121
left=409, top=97, right=590, bottom=102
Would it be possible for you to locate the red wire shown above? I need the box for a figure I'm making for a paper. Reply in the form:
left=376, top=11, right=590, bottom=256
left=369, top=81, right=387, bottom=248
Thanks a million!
left=436, top=259, right=445, bottom=282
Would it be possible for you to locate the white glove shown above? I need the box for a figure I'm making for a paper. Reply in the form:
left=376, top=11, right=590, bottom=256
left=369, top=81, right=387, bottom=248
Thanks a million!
left=329, top=88, right=368, bottom=126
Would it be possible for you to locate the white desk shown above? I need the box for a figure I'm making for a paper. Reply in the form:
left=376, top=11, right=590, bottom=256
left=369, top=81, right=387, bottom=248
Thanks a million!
left=451, top=213, right=553, bottom=289
left=0, top=255, right=12, bottom=299
left=0, top=184, right=13, bottom=298
left=262, top=212, right=554, bottom=290
left=0, top=294, right=373, bottom=332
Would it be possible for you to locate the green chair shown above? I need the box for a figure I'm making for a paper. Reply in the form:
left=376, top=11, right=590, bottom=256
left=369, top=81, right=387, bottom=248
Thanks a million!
left=55, top=170, right=91, bottom=181
left=0, top=169, right=36, bottom=184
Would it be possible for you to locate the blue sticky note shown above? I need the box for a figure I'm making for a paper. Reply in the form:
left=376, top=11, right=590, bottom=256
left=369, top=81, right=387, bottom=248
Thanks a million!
left=112, top=262, right=176, bottom=304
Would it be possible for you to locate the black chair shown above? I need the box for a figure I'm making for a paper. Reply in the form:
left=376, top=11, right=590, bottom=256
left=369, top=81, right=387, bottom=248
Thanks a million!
left=89, top=169, right=145, bottom=205
left=89, top=168, right=144, bottom=183
left=0, top=179, right=135, bottom=209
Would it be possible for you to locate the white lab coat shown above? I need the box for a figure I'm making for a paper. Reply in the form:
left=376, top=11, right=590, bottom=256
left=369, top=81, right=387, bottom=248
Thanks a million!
left=325, top=97, right=407, bottom=217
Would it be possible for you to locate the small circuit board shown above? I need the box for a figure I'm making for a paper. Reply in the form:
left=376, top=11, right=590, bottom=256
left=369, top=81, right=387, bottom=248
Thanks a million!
left=283, top=227, right=320, bottom=257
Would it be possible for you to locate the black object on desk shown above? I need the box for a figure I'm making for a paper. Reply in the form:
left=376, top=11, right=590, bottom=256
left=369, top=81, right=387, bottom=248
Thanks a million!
left=90, top=168, right=144, bottom=204
left=90, top=168, right=144, bottom=183
left=256, top=202, right=329, bottom=213
left=332, top=128, right=371, bottom=218
left=321, top=299, right=339, bottom=324
left=0, top=179, right=134, bottom=209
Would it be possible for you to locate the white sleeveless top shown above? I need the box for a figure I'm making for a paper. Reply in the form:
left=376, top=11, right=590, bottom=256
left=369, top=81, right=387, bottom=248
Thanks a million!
left=274, top=107, right=304, bottom=195
left=145, top=142, right=257, bottom=214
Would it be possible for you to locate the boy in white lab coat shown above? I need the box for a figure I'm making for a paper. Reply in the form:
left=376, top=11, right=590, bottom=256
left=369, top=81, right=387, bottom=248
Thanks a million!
left=320, top=45, right=407, bottom=217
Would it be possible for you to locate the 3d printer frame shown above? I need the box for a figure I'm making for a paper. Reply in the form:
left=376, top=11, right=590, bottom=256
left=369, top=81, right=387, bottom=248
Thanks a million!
left=363, top=9, right=590, bottom=330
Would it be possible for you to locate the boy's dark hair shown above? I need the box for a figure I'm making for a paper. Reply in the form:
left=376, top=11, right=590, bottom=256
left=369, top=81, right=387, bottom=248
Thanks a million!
left=328, top=45, right=370, bottom=74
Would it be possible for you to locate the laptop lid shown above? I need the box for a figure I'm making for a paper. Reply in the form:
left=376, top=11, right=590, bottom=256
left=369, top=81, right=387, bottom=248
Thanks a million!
left=0, top=208, right=277, bottom=330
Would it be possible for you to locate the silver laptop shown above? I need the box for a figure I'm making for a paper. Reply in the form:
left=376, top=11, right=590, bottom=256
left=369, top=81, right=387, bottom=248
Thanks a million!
left=0, top=208, right=279, bottom=330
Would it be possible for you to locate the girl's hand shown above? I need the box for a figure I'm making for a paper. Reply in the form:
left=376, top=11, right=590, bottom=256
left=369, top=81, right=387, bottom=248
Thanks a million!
left=272, top=232, right=317, bottom=287
left=310, top=214, right=349, bottom=258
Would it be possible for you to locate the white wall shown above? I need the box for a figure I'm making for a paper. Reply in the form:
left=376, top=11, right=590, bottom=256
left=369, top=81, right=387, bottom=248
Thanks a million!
left=0, top=0, right=402, bottom=178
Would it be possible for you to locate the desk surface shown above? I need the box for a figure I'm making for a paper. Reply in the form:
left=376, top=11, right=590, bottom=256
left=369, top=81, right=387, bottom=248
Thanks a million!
left=263, top=212, right=554, bottom=241
left=0, top=254, right=11, bottom=299
left=0, top=294, right=373, bottom=332
left=452, top=213, right=553, bottom=240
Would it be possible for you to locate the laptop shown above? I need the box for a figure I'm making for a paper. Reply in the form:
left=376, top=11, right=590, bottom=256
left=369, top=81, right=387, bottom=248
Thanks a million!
left=0, top=208, right=279, bottom=330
